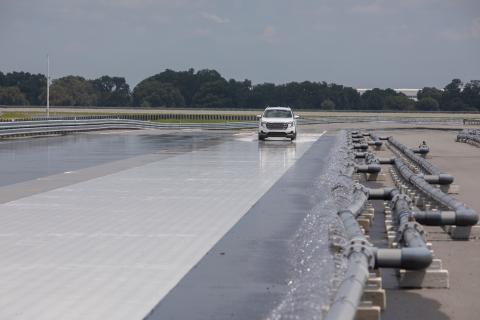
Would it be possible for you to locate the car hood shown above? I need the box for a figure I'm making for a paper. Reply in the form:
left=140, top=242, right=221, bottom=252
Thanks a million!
left=262, top=117, right=293, bottom=123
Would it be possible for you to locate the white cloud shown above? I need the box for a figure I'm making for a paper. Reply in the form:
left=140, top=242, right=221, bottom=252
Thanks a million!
left=193, top=27, right=211, bottom=37
left=200, top=11, right=229, bottom=24
left=440, top=17, right=480, bottom=41
left=471, top=17, right=480, bottom=38
left=350, top=2, right=385, bottom=14
left=439, top=29, right=469, bottom=41
left=262, top=25, right=277, bottom=44
left=100, top=0, right=154, bottom=9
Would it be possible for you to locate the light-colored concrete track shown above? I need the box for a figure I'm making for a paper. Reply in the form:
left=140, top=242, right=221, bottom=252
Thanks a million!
left=377, top=129, right=480, bottom=320
left=0, top=132, right=324, bottom=320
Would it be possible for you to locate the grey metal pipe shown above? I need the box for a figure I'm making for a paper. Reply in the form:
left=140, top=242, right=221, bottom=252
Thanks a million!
left=364, top=153, right=378, bottom=164
left=325, top=250, right=371, bottom=320
left=353, top=188, right=432, bottom=269
left=344, top=185, right=370, bottom=219
left=368, top=133, right=383, bottom=147
left=339, top=210, right=367, bottom=238
left=352, top=143, right=368, bottom=150
left=378, top=157, right=395, bottom=164
left=411, top=146, right=430, bottom=155
left=414, top=210, right=476, bottom=226
left=354, top=152, right=367, bottom=159
left=330, top=187, right=431, bottom=320
left=422, top=174, right=455, bottom=185
left=367, top=141, right=383, bottom=147
left=388, top=137, right=448, bottom=178
left=389, top=193, right=433, bottom=268
left=369, top=186, right=475, bottom=226
left=413, top=211, right=456, bottom=226
left=394, top=158, right=478, bottom=226
left=329, top=165, right=432, bottom=320
left=330, top=186, right=373, bottom=320
left=375, top=247, right=432, bottom=270
left=457, top=132, right=480, bottom=145
left=355, top=164, right=381, bottom=174
left=366, top=187, right=396, bottom=200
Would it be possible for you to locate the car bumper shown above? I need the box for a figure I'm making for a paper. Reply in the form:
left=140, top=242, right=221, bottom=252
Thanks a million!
left=259, top=128, right=296, bottom=137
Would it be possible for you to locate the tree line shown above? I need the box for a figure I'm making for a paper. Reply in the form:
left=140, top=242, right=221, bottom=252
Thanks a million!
left=0, top=69, right=479, bottom=111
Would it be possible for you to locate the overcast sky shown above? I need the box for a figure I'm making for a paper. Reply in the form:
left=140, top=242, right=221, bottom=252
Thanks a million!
left=1, top=0, right=479, bottom=88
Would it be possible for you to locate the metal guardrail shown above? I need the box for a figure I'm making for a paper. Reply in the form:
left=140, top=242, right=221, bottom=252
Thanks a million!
left=3, top=105, right=480, bottom=114
left=0, top=116, right=367, bottom=139
left=0, top=113, right=258, bottom=122
left=0, top=119, right=258, bottom=138
left=0, top=112, right=467, bottom=125
left=463, top=119, right=480, bottom=125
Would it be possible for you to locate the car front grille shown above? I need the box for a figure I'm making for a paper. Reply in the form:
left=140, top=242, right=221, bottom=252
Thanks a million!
left=266, top=123, right=288, bottom=130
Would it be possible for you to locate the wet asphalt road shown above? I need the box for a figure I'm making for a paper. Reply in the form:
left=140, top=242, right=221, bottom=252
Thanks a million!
left=145, top=135, right=337, bottom=320
left=0, top=131, right=224, bottom=187
left=0, top=129, right=336, bottom=320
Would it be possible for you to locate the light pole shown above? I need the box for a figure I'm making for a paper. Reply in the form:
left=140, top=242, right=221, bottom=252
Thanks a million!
left=46, top=54, right=50, bottom=118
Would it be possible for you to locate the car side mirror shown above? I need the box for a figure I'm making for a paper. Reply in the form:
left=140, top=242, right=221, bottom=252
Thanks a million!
left=256, top=115, right=262, bottom=119
left=294, top=115, right=300, bottom=119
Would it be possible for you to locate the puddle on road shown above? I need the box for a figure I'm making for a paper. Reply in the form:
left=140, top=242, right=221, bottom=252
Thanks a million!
left=234, top=132, right=325, bottom=143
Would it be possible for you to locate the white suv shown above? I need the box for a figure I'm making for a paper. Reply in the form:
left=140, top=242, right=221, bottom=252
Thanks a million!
left=258, top=107, right=299, bottom=141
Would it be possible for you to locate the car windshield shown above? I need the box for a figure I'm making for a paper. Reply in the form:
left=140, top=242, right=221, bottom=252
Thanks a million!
left=264, top=109, right=292, bottom=118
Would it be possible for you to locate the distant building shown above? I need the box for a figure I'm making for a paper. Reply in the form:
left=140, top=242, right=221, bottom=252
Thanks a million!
left=357, top=88, right=420, bottom=101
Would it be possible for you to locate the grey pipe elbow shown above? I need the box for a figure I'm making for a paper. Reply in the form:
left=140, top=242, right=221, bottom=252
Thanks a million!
left=353, top=143, right=369, bottom=150
left=414, top=211, right=456, bottom=226
left=375, top=247, right=432, bottom=270
left=356, top=164, right=381, bottom=173
left=378, top=157, right=395, bottom=164
left=438, top=173, right=454, bottom=185
left=400, top=247, right=432, bottom=270
left=423, top=174, right=454, bottom=185
left=367, top=164, right=381, bottom=173
left=367, top=187, right=395, bottom=200
left=412, top=147, right=430, bottom=155
left=455, top=208, right=479, bottom=226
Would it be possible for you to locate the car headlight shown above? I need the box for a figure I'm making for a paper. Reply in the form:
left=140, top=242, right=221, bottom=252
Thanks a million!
left=288, top=121, right=294, bottom=127
left=261, top=121, right=267, bottom=127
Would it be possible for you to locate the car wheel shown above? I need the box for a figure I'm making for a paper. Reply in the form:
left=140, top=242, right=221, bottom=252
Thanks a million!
left=259, top=135, right=266, bottom=141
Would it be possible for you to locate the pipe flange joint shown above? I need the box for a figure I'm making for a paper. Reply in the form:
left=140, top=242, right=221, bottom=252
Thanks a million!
left=396, top=221, right=427, bottom=243
left=391, top=193, right=412, bottom=208
left=343, top=238, right=375, bottom=269
left=353, top=183, right=369, bottom=195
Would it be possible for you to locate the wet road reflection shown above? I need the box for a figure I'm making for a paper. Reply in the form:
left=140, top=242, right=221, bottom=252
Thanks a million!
left=258, top=140, right=297, bottom=169
left=0, top=130, right=324, bottom=320
left=0, top=131, right=224, bottom=187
